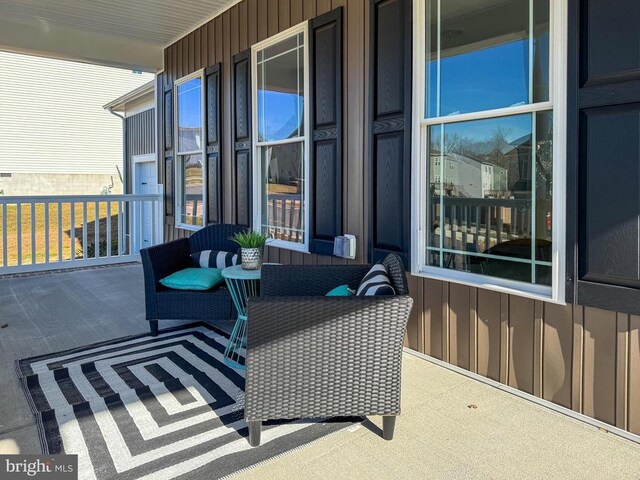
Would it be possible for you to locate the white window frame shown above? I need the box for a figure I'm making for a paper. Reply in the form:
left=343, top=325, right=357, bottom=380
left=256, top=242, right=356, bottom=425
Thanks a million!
left=251, top=22, right=311, bottom=253
left=410, top=0, right=568, bottom=303
left=174, top=69, right=207, bottom=231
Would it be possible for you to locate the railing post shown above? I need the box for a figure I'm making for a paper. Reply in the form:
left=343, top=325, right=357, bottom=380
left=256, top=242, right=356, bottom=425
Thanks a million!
left=139, top=199, right=145, bottom=253
left=474, top=206, right=481, bottom=251
left=94, top=201, right=99, bottom=259
left=106, top=201, right=112, bottom=258
left=485, top=205, right=491, bottom=251
left=117, top=200, right=123, bottom=256
left=128, top=200, right=135, bottom=256
left=70, top=201, right=75, bottom=261
left=30, top=202, right=36, bottom=265
left=82, top=202, right=88, bottom=260
left=16, top=202, right=22, bottom=266
left=122, top=199, right=127, bottom=255
left=57, top=202, right=62, bottom=262
left=151, top=198, right=157, bottom=246
left=280, top=199, right=286, bottom=241
left=2, top=203, right=7, bottom=268
left=44, top=202, right=50, bottom=264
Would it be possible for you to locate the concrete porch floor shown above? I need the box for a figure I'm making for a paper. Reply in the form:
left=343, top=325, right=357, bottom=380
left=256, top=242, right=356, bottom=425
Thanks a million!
left=0, top=264, right=638, bottom=479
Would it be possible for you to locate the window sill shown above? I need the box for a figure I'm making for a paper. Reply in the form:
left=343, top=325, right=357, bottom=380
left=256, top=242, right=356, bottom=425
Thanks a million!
left=411, top=266, right=565, bottom=305
left=175, top=223, right=202, bottom=232
left=265, top=239, right=309, bottom=254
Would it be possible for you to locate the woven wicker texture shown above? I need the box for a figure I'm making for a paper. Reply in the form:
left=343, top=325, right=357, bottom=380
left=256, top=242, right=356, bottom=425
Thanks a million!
left=382, top=253, right=409, bottom=295
left=260, top=264, right=371, bottom=297
left=188, top=224, right=246, bottom=254
left=245, top=253, right=413, bottom=421
left=141, top=224, right=247, bottom=323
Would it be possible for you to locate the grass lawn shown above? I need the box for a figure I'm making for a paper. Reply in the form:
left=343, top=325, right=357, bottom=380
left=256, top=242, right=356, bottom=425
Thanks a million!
left=0, top=202, right=123, bottom=267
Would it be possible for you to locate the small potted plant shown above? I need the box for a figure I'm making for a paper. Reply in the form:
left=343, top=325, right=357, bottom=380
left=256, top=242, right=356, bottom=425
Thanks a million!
left=230, top=230, right=269, bottom=270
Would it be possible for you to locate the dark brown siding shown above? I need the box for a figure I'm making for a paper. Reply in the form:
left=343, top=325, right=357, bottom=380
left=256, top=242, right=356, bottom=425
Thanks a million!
left=125, top=108, right=155, bottom=194
left=157, top=0, right=363, bottom=252
left=409, top=280, right=640, bottom=436
left=157, top=0, right=640, bottom=438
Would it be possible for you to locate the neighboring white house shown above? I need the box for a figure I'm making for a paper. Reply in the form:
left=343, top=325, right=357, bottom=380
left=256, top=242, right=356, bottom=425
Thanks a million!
left=0, top=51, right=153, bottom=195
left=430, top=152, right=509, bottom=198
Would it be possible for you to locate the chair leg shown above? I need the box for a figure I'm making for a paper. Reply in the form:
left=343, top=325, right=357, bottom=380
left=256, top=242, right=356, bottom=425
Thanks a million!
left=248, top=420, right=262, bottom=447
left=149, top=320, right=159, bottom=337
left=382, top=415, right=396, bottom=441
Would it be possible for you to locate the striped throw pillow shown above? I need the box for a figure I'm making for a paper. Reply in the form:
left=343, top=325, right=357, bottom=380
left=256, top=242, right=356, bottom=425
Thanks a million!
left=356, top=263, right=395, bottom=296
left=191, top=250, right=239, bottom=269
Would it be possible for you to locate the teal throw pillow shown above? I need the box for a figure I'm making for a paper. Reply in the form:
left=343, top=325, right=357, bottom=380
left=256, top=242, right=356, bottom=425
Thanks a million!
left=325, top=285, right=354, bottom=297
left=160, top=268, right=224, bottom=291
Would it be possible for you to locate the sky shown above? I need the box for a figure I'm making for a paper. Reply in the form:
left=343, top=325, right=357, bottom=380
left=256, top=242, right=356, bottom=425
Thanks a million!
left=426, top=34, right=550, bottom=143
left=177, top=34, right=550, bottom=145
left=177, top=77, right=303, bottom=142
left=258, top=90, right=302, bottom=141
left=177, top=78, right=202, bottom=129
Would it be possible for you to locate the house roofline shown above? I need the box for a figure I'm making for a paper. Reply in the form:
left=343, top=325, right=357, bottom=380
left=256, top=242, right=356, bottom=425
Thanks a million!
left=103, top=80, right=155, bottom=111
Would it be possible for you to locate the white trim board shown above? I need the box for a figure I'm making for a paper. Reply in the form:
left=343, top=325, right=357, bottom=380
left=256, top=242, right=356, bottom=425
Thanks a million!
left=103, top=80, right=155, bottom=111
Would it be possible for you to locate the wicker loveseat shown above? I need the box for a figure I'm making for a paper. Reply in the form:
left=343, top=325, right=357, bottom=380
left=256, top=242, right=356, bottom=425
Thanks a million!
left=140, top=224, right=247, bottom=335
left=245, top=253, right=413, bottom=446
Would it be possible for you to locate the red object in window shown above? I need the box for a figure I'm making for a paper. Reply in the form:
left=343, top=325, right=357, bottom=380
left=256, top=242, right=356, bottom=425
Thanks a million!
left=546, top=212, right=552, bottom=232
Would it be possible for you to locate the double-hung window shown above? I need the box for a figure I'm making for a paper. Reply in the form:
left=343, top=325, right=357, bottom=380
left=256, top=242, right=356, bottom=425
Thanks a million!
left=252, top=23, right=310, bottom=252
left=412, top=0, right=567, bottom=301
left=175, top=71, right=206, bottom=229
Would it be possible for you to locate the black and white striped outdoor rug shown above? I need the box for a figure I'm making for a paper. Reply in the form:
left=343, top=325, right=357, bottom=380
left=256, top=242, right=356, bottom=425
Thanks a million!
left=16, top=323, right=360, bottom=480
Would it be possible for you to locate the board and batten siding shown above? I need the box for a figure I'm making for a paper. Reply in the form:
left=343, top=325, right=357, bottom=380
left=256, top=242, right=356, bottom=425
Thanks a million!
left=405, top=281, right=640, bottom=435
left=125, top=108, right=156, bottom=193
left=0, top=51, right=153, bottom=177
left=157, top=0, right=640, bottom=438
left=158, top=0, right=365, bottom=258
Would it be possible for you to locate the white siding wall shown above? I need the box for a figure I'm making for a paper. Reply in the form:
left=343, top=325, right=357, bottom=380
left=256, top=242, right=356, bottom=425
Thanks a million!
left=0, top=51, right=153, bottom=177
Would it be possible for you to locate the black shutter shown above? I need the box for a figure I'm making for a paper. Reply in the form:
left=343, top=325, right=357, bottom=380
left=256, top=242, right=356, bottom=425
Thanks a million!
left=205, top=63, right=222, bottom=225
left=162, top=83, right=174, bottom=225
left=567, top=0, right=640, bottom=313
left=308, top=7, right=343, bottom=255
left=368, top=0, right=412, bottom=266
left=233, top=50, right=252, bottom=228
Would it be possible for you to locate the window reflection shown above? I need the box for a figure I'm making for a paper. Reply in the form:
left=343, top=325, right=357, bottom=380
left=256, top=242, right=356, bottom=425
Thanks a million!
left=260, top=143, right=305, bottom=243
left=426, top=0, right=550, bottom=117
left=176, top=75, right=204, bottom=228
left=427, top=112, right=553, bottom=285
left=180, top=153, right=203, bottom=227
left=257, top=32, right=304, bottom=142
left=177, top=78, right=203, bottom=152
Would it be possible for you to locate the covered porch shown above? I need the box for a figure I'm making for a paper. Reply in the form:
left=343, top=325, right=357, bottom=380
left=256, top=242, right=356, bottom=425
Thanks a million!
left=0, top=265, right=638, bottom=479
left=1, top=0, right=640, bottom=477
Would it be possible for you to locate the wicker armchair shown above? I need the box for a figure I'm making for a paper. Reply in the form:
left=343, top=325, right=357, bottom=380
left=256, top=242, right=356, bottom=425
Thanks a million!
left=140, top=224, right=247, bottom=335
left=245, top=253, right=413, bottom=446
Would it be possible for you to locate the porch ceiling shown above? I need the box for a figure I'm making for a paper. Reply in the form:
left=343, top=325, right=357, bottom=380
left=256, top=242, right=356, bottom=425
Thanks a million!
left=0, top=0, right=239, bottom=72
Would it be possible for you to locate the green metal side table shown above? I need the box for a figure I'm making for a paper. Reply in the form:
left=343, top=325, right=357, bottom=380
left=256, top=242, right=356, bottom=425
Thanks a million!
left=221, top=264, right=261, bottom=369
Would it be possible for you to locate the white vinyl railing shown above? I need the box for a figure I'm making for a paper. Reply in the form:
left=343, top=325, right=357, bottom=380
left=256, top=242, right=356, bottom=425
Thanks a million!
left=0, top=194, right=163, bottom=275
